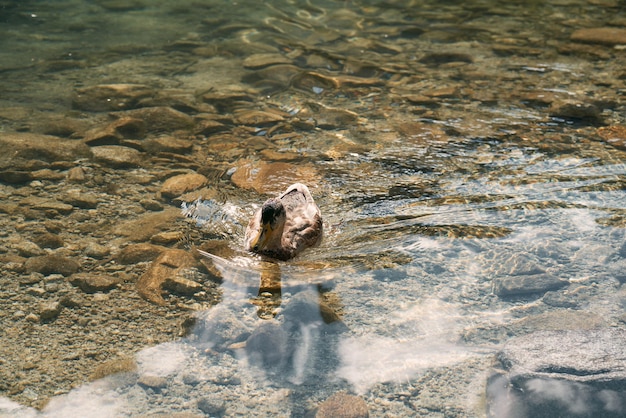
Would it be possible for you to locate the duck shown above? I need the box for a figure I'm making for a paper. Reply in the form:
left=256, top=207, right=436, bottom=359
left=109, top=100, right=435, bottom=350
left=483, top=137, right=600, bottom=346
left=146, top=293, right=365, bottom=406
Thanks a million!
left=244, top=183, right=323, bottom=260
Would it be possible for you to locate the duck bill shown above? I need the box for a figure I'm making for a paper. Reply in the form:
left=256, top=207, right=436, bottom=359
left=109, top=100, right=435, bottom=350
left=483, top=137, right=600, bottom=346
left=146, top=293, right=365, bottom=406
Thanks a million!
left=250, top=223, right=273, bottom=251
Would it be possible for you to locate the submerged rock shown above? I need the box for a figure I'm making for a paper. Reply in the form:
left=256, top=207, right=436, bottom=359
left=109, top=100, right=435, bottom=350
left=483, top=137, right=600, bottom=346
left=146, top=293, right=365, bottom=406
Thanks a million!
left=116, top=243, right=166, bottom=264
left=137, top=249, right=201, bottom=305
left=197, top=396, right=226, bottom=417
left=493, top=273, right=568, bottom=297
left=160, top=173, right=208, bottom=199
left=91, top=145, right=144, bottom=168
left=39, top=301, right=63, bottom=322
left=491, top=253, right=568, bottom=297
left=0, top=133, right=92, bottom=183
left=230, top=160, right=319, bottom=194
left=570, top=27, right=626, bottom=46
left=299, top=102, right=360, bottom=129
left=313, top=392, right=369, bottom=418
left=112, top=208, right=180, bottom=243
left=24, top=254, right=81, bottom=277
left=245, top=322, right=288, bottom=369
left=69, top=273, right=121, bottom=293
left=119, top=106, right=195, bottom=132
left=0, top=133, right=92, bottom=164
left=191, top=305, right=251, bottom=351
left=89, top=356, right=138, bottom=381
left=162, top=273, right=203, bottom=296
left=20, top=196, right=74, bottom=215
left=72, top=84, right=154, bottom=112
left=234, top=109, right=285, bottom=126
left=141, top=136, right=193, bottom=155
left=61, top=190, right=99, bottom=209
left=498, top=328, right=626, bottom=383
left=137, top=374, right=167, bottom=390
left=14, top=240, right=45, bottom=257
left=83, top=117, right=147, bottom=146
left=242, top=53, right=293, bottom=69
left=596, top=125, right=626, bottom=150
left=549, top=100, right=604, bottom=124
left=488, top=328, right=626, bottom=418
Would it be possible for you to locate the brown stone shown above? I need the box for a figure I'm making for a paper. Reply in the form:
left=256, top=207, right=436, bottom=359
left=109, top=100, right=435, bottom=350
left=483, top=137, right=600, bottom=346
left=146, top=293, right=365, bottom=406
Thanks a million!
left=83, top=117, right=147, bottom=146
left=31, top=232, right=64, bottom=249
left=31, top=169, right=66, bottom=181
left=61, top=190, right=99, bottom=209
left=20, top=197, right=74, bottom=215
left=234, top=109, right=285, bottom=126
left=162, top=275, right=203, bottom=296
left=72, top=84, right=154, bottom=112
left=116, top=243, right=166, bottom=264
left=230, top=160, right=319, bottom=194
left=89, top=356, right=137, bottom=381
left=315, top=392, right=369, bottom=418
left=24, top=254, right=81, bottom=277
left=242, top=53, right=293, bottom=69
left=201, top=90, right=254, bottom=112
left=422, top=86, right=459, bottom=98
left=83, top=126, right=121, bottom=146
left=139, top=199, right=164, bottom=212
left=194, top=119, right=229, bottom=135
left=66, top=166, right=87, bottom=183
left=69, top=273, right=121, bottom=293
left=142, top=136, right=193, bottom=155
left=39, top=301, right=63, bottom=322
left=32, top=114, right=90, bottom=138
left=112, top=208, right=179, bottom=242
left=84, top=242, right=111, bottom=259
left=119, top=107, right=194, bottom=132
left=138, top=374, right=167, bottom=389
left=160, top=173, right=208, bottom=198
left=549, top=100, right=603, bottom=124
left=0, top=133, right=92, bottom=171
left=596, top=125, right=626, bottom=150
left=91, top=145, right=144, bottom=168
left=109, top=117, right=147, bottom=139
left=137, top=249, right=201, bottom=305
left=242, top=65, right=300, bottom=90
left=299, top=102, right=359, bottom=129
left=178, top=186, right=218, bottom=204
left=150, top=231, right=184, bottom=245
left=14, top=241, right=45, bottom=257
left=571, top=27, right=626, bottom=46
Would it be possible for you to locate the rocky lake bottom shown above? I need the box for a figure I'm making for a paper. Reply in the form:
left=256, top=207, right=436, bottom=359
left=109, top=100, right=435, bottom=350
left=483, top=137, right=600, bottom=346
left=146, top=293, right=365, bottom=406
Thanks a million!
left=1, top=0, right=626, bottom=416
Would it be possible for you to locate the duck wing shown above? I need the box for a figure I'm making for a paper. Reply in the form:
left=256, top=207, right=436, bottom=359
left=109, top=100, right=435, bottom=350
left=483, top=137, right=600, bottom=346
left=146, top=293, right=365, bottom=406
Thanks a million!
left=280, top=184, right=323, bottom=254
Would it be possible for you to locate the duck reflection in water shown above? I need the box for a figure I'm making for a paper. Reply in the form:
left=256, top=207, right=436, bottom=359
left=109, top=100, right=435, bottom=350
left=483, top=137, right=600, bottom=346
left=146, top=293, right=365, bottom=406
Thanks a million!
left=245, top=288, right=346, bottom=385
left=196, top=183, right=343, bottom=386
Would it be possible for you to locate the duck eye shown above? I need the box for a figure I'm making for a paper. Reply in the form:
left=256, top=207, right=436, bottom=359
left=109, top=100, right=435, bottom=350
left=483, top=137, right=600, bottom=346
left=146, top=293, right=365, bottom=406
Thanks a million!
left=261, top=200, right=283, bottom=224
left=261, top=206, right=275, bottom=224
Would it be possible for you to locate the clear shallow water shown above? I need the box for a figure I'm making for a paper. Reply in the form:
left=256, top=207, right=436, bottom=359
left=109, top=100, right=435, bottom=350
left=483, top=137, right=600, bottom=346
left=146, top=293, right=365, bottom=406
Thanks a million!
left=1, top=0, right=626, bottom=417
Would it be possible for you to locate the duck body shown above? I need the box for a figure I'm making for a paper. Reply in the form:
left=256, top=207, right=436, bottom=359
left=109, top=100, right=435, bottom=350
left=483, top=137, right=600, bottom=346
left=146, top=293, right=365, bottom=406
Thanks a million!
left=244, top=183, right=323, bottom=260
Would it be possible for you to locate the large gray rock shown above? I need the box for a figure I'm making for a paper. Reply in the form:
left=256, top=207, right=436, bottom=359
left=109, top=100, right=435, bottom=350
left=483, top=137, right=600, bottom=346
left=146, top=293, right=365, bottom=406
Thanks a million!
left=498, top=329, right=626, bottom=383
left=493, top=273, right=569, bottom=297
left=487, top=329, right=626, bottom=417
